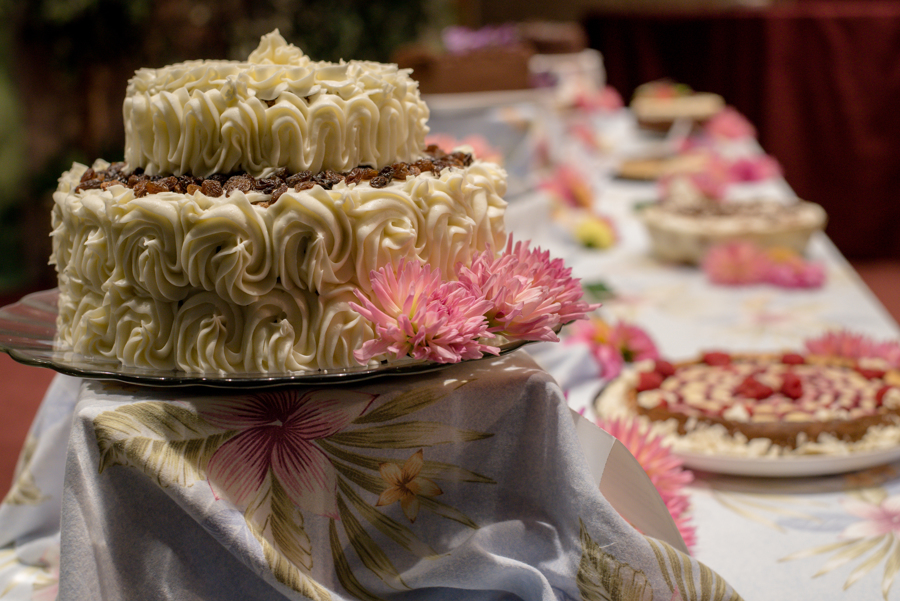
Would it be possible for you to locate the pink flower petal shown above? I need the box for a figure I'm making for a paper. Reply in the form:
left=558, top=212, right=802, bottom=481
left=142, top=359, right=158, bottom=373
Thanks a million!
left=271, top=435, right=340, bottom=518
left=206, top=426, right=277, bottom=505
left=284, top=389, right=375, bottom=440
left=198, top=396, right=279, bottom=429
left=841, top=498, right=887, bottom=520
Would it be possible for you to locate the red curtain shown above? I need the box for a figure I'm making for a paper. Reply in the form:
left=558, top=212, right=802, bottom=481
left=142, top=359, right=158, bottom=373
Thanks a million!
left=584, top=2, right=900, bottom=259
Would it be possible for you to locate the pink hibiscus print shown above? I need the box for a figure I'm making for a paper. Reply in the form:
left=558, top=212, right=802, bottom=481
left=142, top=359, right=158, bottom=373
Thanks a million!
left=199, top=389, right=375, bottom=519
left=840, top=495, right=900, bottom=538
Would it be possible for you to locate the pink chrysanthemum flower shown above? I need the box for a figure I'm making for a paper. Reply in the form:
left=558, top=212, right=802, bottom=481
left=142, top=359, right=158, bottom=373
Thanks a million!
left=763, top=247, right=826, bottom=289
left=569, top=317, right=659, bottom=379
left=728, top=155, right=782, bottom=183
left=701, top=241, right=769, bottom=285
left=459, top=238, right=600, bottom=342
left=805, top=329, right=877, bottom=360
left=350, top=260, right=499, bottom=364
left=596, top=417, right=696, bottom=551
left=704, top=106, right=756, bottom=140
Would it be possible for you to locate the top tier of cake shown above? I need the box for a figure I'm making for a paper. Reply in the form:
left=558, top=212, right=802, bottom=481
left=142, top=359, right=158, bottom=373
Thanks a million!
left=124, top=30, right=430, bottom=178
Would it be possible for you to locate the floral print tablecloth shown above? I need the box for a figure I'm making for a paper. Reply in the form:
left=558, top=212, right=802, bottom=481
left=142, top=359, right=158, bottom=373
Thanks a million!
left=0, top=351, right=738, bottom=600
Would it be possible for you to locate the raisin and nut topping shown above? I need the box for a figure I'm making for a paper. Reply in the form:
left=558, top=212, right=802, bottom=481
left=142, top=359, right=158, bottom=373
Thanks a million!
left=74, top=145, right=474, bottom=205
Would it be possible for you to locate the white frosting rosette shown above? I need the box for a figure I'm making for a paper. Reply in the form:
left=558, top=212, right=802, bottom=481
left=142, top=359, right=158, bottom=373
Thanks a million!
left=124, top=30, right=429, bottom=177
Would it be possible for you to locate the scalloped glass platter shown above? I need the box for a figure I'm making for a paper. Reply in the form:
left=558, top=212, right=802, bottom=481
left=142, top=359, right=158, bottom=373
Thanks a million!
left=0, top=289, right=533, bottom=388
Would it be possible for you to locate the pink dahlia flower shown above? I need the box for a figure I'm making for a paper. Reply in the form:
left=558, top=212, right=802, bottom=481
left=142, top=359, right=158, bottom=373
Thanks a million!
left=596, top=417, right=696, bottom=551
left=805, top=329, right=875, bottom=359
left=701, top=241, right=769, bottom=285
left=704, top=106, right=756, bottom=140
left=351, top=260, right=498, bottom=364
left=459, top=238, right=600, bottom=342
left=763, top=247, right=826, bottom=289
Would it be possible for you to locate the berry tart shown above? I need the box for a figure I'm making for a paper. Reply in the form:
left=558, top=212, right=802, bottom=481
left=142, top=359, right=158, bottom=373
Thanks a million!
left=595, top=351, right=900, bottom=457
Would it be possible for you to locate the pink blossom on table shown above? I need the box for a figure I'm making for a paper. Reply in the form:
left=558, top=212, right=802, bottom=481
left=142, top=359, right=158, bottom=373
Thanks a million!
left=350, top=260, right=498, bottom=364
left=874, top=340, right=900, bottom=368
left=199, top=389, right=375, bottom=518
left=659, top=154, right=731, bottom=202
left=424, top=133, right=504, bottom=164
left=728, top=155, right=782, bottom=183
left=763, top=247, right=826, bottom=289
left=839, top=495, right=900, bottom=538
left=704, top=106, right=757, bottom=140
left=571, top=85, right=625, bottom=112
left=539, top=165, right=594, bottom=209
left=568, top=316, right=658, bottom=379
left=595, top=417, right=696, bottom=551
left=458, top=238, right=600, bottom=343
left=612, top=321, right=661, bottom=364
left=569, top=317, right=623, bottom=378
left=805, top=329, right=876, bottom=359
left=567, top=121, right=603, bottom=152
left=701, top=241, right=769, bottom=285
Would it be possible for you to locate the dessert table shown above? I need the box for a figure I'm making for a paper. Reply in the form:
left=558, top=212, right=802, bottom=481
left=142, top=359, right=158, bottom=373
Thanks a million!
left=508, top=105, right=900, bottom=600
left=1, top=96, right=898, bottom=600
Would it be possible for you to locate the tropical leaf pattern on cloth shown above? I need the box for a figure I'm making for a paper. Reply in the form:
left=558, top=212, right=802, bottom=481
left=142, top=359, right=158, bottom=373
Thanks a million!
left=3, top=436, right=47, bottom=506
left=577, top=518, right=654, bottom=600
left=576, top=518, right=742, bottom=601
left=92, top=376, right=495, bottom=600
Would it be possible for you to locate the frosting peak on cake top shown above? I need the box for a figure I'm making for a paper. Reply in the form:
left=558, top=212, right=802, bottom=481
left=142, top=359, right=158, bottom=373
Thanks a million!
left=124, top=30, right=430, bottom=177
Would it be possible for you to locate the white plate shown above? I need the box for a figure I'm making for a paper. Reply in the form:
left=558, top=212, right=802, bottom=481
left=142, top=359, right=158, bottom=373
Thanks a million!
left=675, top=446, right=900, bottom=478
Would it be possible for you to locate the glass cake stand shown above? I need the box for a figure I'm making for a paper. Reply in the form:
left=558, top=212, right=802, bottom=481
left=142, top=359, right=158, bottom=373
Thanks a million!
left=0, top=288, right=534, bottom=388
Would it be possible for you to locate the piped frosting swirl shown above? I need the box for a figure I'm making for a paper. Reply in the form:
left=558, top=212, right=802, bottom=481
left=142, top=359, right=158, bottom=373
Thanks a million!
left=124, top=30, right=430, bottom=177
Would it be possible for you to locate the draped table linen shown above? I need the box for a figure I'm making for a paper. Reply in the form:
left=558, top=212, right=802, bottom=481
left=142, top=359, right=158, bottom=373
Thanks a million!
left=0, top=351, right=737, bottom=600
